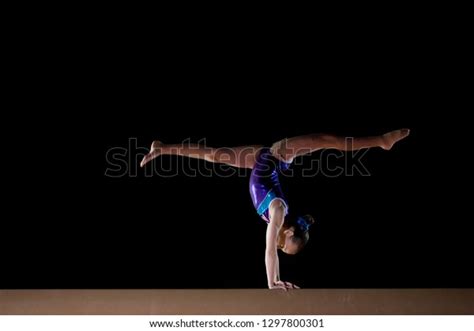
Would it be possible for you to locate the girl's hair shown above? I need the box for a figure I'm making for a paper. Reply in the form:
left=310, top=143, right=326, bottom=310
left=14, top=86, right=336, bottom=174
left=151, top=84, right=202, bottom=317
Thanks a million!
left=279, top=214, right=315, bottom=251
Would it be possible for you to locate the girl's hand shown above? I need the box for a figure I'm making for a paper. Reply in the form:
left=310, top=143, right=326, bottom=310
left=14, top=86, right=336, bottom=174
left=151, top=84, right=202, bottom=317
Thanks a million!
left=268, top=280, right=300, bottom=290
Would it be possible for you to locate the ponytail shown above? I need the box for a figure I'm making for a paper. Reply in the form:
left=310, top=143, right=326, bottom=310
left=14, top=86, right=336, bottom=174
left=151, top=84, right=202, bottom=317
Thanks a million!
left=296, top=215, right=315, bottom=232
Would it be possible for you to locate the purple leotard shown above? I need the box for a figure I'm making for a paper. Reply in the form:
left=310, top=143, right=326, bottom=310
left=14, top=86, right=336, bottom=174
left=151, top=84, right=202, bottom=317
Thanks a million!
left=249, top=147, right=291, bottom=223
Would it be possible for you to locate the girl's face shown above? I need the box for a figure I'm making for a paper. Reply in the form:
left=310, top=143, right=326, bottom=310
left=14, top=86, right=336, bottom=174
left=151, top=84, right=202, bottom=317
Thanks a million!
left=282, top=238, right=299, bottom=255
left=278, top=227, right=300, bottom=255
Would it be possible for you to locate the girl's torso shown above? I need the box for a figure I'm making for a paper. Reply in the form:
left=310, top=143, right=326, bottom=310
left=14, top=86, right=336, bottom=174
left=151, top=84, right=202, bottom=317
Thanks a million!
left=249, top=147, right=291, bottom=222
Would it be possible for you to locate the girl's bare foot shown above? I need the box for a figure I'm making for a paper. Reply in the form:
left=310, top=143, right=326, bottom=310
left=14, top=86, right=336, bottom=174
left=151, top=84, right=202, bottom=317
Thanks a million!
left=381, top=129, right=410, bottom=150
left=140, top=140, right=164, bottom=167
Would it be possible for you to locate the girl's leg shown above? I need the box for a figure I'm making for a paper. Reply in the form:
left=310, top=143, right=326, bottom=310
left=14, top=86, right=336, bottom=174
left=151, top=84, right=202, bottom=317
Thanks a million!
left=140, top=140, right=263, bottom=169
left=270, top=129, right=410, bottom=162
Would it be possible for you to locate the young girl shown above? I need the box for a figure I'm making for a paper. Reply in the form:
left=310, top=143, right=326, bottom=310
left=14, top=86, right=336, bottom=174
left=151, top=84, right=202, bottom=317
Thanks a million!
left=140, top=129, right=410, bottom=290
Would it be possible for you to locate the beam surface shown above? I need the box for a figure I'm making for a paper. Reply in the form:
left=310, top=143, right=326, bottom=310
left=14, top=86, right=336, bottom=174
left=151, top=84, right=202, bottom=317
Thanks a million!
left=1, top=289, right=473, bottom=315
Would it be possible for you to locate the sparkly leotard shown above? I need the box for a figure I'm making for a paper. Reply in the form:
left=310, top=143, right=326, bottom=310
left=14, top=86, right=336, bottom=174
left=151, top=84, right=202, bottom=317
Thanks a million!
left=249, top=147, right=291, bottom=223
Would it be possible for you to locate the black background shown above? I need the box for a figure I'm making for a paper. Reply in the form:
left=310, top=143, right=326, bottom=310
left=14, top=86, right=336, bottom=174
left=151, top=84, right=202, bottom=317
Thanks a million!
left=3, top=10, right=471, bottom=289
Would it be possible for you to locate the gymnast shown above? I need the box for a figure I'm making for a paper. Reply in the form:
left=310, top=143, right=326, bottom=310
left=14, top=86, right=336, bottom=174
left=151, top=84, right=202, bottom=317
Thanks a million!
left=140, top=129, right=410, bottom=290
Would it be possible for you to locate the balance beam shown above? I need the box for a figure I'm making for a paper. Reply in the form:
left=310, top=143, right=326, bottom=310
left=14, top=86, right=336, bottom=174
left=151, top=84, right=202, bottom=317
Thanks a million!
left=1, top=289, right=473, bottom=315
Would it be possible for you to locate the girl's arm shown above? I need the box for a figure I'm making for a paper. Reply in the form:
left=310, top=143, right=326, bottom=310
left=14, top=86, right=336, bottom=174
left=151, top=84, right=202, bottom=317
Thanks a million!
left=275, top=254, right=280, bottom=283
left=265, top=222, right=280, bottom=288
left=265, top=204, right=300, bottom=290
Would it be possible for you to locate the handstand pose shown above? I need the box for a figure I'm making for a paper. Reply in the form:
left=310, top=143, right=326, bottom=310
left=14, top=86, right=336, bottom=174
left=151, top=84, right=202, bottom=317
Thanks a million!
left=140, top=129, right=410, bottom=290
